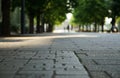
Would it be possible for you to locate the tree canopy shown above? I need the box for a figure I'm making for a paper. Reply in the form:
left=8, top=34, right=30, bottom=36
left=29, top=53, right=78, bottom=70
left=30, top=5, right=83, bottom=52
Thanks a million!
left=72, top=0, right=120, bottom=32
left=1, top=0, right=120, bottom=35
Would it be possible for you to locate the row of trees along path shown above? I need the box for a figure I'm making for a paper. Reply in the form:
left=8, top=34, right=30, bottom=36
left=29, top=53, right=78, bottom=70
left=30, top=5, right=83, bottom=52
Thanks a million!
left=73, top=0, right=120, bottom=32
left=1, top=0, right=120, bottom=36
left=0, top=0, right=77, bottom=36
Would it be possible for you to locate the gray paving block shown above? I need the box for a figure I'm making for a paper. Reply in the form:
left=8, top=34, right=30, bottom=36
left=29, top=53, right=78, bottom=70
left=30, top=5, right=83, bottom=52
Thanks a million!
left=55, top=56, right=79, bottom=62
left=37, top=51, right=51, bottom=54
left=56, top=70, right=88, bottom=75
left=0, top=70, right=17, bottom=74
left=0, top=74, right=14, bottom=78
left=15, top=51, right=36, bottom=55
left=79, top=56, right=120, bottom=60
left=107, top=71, right=120, bottom=78
left=17, top=70, right=53, bottom=78
left=29, top=60, right=54, bottom=64
left=81, top=59, right=97, bottom=65
left=90, top=72, right=110, bottom=78
left=94, top=59, right=120, bottom=65
left=15, top=74, right=52, bottom=78
left=56, top=51, right=75, bottom=57
left=32, top=54, right=55, bottom=59
left=55, top=75, right=90, bottom=78
left=85, top=65, right=120, bottom=72
left=21, top=63, right=54, bottom=71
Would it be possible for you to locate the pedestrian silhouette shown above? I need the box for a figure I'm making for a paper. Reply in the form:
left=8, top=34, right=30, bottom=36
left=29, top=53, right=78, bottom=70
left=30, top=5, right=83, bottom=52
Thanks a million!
left=67, top=25, right=70, bottom=32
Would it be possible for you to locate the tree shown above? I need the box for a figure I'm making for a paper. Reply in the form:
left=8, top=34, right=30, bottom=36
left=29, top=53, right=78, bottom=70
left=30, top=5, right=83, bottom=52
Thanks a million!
left=44, top=0, right=67, bottom=32
left=0, top=0, right=1, bottom=20
left=73, top=0, right=109, bottom=32
left=1, top=0, right=11, bottom=36
left=11, top=0, right=77, bottom=33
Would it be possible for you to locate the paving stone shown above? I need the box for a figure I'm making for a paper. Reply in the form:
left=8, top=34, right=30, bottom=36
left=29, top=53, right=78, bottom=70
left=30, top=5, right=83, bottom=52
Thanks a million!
left=17, top=70, right=53, bottom=78
left=94, top=59, right=120, bottom=65
left=32, top=54, right=55, bottom=59
left=21, top=63, right=54, bottom=71
left=107, top=71, right=120, bottom=78
left=56, top=51, right=75, bottom=57
left=0, top=62, right=25, bottom=70
left=29, top=60, right=54, bottom=64
left=54, top=63, right=83, bottom=69
left=86, top=50, right=119, bottom=55
left=0, top=70, right=17, bottom=74
left=56, top=70, right=88, bottom=75
left=37, top=51, right=55, bottom=54
left=0, top=56, right=4, bottom=62
left=0, top=74, right=14, bottom=78
left=78, top=56, right=120, bottom=60
left=55, top=58, right=81, bottom=65
left=54, top=64, right=85, bottom=71
left=3, top=54, right=33, bottom=60
left=90, top=72, right=110, bottom=78
left=55, top=75, right=89, bottom=78
left=15, top=54, right=34, bottom=59
left=15, top=51, right=36, bottom=55
left=0, top=51, right=15, bottom=56
left=80, top=59, right=97, bottom=65
left=85, top=65, right=120, bottom=72
left=55, top=56, right=79, bottom=62
left=15, top=74, right=52, bottom=78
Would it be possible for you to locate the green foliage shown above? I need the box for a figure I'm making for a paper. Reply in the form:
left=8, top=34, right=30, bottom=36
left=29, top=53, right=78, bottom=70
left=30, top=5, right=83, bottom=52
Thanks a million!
left=11, top=0, right=80, bottom=33
left=11, top=0, right=21, bottom=11
left=110, top=0, right=120, bottom=17
left=117, top=17, right=120, bottom=31
left=116, top=17, right=120, bottom=23
left=73, top=0, right=109, bottom=25
left=42, top=0, right=68, bottom=25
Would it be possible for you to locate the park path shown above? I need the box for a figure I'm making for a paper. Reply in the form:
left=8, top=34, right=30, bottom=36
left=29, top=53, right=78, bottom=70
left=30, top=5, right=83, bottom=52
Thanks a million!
left=0, top=32, right=120, bottom=78
left=0, top=33, right=90, bottom=78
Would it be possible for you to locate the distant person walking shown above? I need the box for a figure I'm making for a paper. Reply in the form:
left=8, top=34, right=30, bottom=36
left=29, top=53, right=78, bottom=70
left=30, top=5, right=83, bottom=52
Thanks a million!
left=67, top=25, right=70, bottom=32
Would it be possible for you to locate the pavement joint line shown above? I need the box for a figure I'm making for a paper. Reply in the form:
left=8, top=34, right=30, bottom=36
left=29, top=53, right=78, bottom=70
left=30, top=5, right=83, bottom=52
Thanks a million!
left=104, top=71, right=113, bottom=78
left=74, top=51, right=91, bottom=78
left=92, top=59, right=99, bottom=65
left=83, top=65, right=93, bottom=78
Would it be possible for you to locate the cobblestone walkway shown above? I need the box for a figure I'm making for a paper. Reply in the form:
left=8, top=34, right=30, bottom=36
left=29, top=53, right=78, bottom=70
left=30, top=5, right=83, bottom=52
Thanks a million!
left=1, top=32, right=120, bottom=78
left=0, top=33, right=90, bottom=78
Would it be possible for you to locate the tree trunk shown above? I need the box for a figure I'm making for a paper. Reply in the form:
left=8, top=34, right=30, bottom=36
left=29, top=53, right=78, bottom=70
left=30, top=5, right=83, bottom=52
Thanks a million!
left=101, top=19, right=104, bottom=32
left=47, top=23, right=53, bottom=32
left=21, top=0, right=25, bottom=34
left=0, top=0, right=1, bottom=20
left=98, top=25, right=99, bottom=32
left=101, top=24, right=104, bottom=32
left=1, top=0, right=10, bottom=36
left=29, top=15, right=34, bottom=34
left=90, top=25, right=92, bottom=32
left=94, top=22, right=97, bottom=32
left=36, top=14, right=40, bottom=33
left=78, top=25, right=80, bottom=32
left=41, top=23, right=44, bottom=32
left=86, top=25, right=89, bottom=32
left=82, top=26, right=84, bottom=32
left=41, top=15, right=44, bottom=32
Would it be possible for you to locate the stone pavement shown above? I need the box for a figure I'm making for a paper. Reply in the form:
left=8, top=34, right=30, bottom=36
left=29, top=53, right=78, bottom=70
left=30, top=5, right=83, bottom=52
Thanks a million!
left=0, top=32, right=120, bottom=78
